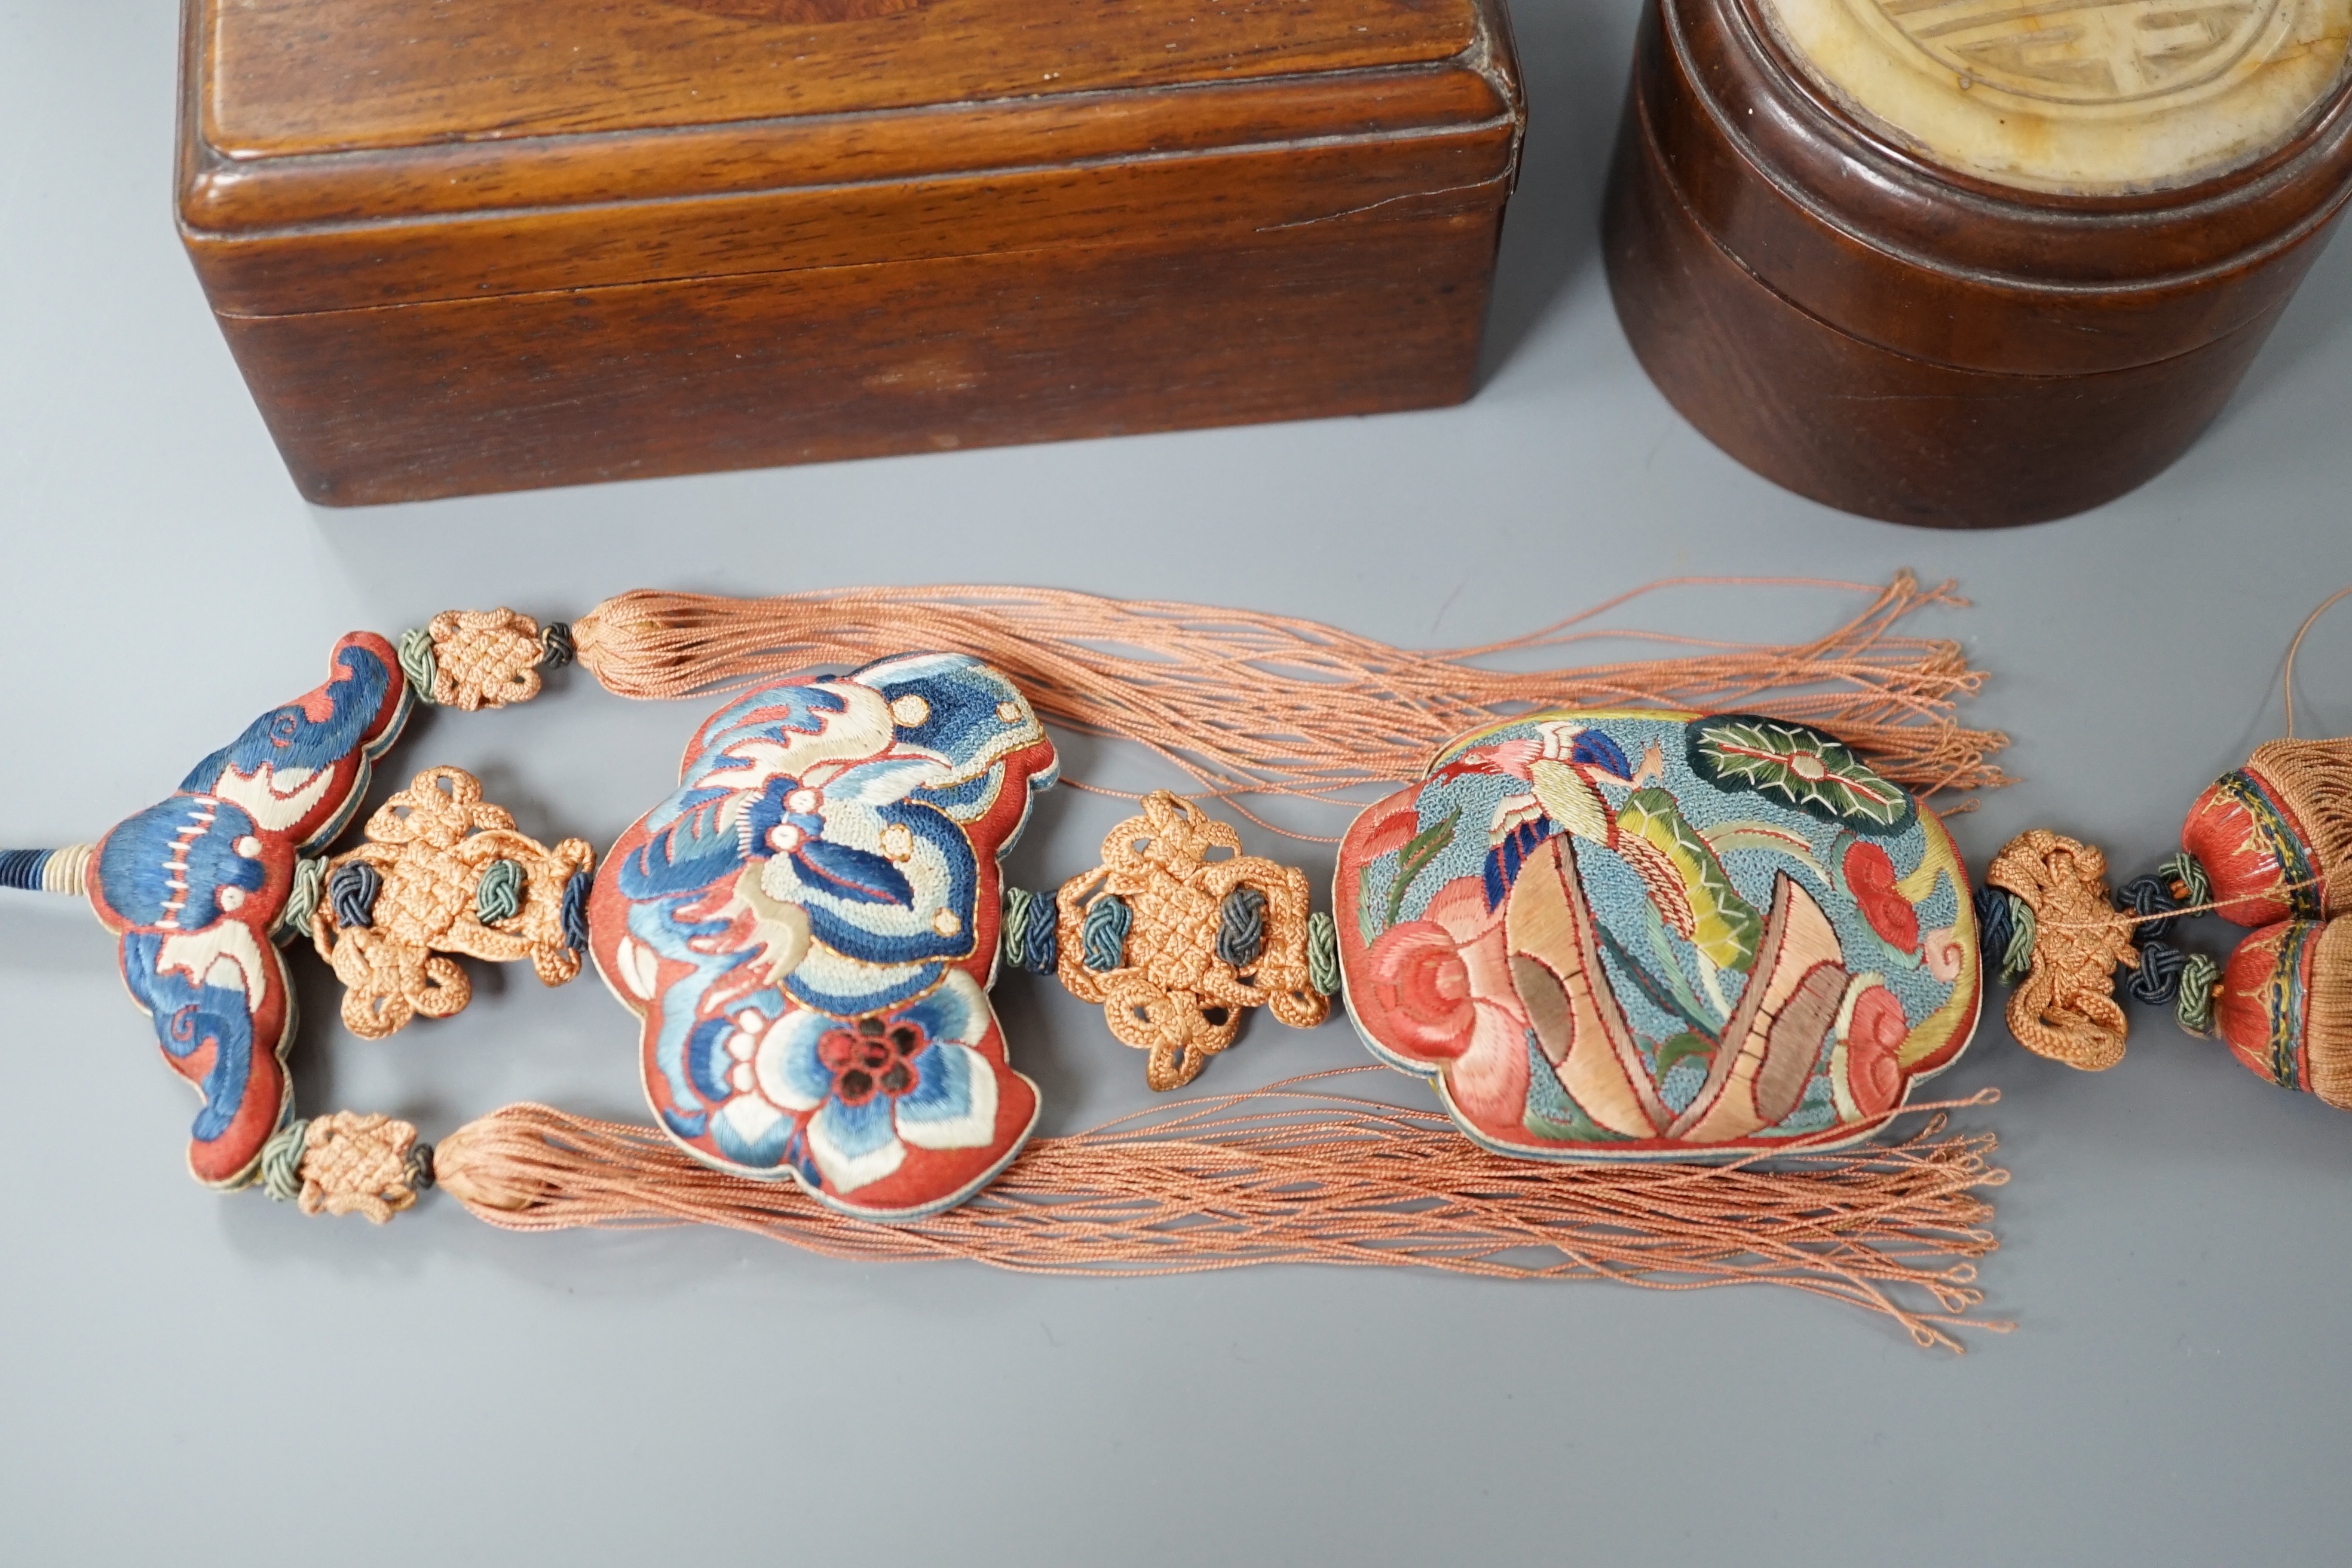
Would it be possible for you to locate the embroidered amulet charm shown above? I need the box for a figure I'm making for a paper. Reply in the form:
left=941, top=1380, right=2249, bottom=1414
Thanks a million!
left=1334, top=710, right=1980, bottom=1160
left=87, top=635, right=411, bottom=1186
left=592, top=653, right=1058, bottom=1220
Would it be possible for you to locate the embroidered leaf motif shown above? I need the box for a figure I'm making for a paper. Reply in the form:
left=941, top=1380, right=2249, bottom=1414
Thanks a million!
left=1654, top=1031, right=1716, bottom=1076
left=1385, top=808, right=1459, bottom=930
left=1595, top=923, right=1716, bottom=1036
left=793, top=838, right=915, bottom=906
left=1614, top=787, right=1763, bottom=972
left=1520, top=1030, right=1628, bottom=1144
left=1640, top=897, right=1722, bottom=1030
left=1703, top=820, right=1830, bottom=884
left=1685, top=716, right=1917, bottom=838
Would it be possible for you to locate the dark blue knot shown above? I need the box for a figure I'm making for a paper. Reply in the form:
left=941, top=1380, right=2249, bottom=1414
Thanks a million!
left=330, top=861, right=382, bottom=930
left=2127, top=939, right=2187, bottom=1006
left=1973, top=884, right=2013, bottom=965
left=1081, top=894, right=1132, bottom=972
left=2115, top=874, right=2182, bottom=941
left=559, top=869, right=591, bottom=956
left=540, top=621, right=576, bottom=669
left=1217, top=886, right=1268, bottom=969
left=1021, top=899, right=1058, bottom=973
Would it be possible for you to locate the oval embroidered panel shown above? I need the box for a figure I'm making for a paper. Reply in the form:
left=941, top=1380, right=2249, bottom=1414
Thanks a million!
left=1334, top=709, right=1980, bottom=1160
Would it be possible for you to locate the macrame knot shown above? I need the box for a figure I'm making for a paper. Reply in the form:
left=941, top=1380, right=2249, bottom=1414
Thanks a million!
left=296, top=1112, right=424, bottom=1223
left=1215, top=886, right=1269, bottom=969
left=313, top=767, right=595, bottom=1039
left=559, top=871, right=591, bottom=957
left=1053, top=791, right=1329, bottom=1091
left=2114, top=873, right=2182, bottom=941
left=1306, top=911, right=1340, bottom=999
left=426, top=608, right=548, bottom=710
left=1000, top=886, right=1061, bottom=974
left=397, top=625, right=439, bottom=703
left=330, top=860, right=382, bottom=930
left=476, top=858, right=526, bottom=925
left=2159, top=849, right=2212, bottom=910
left=2127, top=939, right=2186, bottom=1006
left=2175, top=951, right=2222, bottom=1037
left=1080, top=893, right=1132, bottom=972
left=539, top=620, right=576, bottom=670
left=275, top=855, right=330, bottom=944
left=1970, top=884, right=2036, bottom=985
left=260, top=1118, right=310, bottom=1202
left=1986, top=829, right=2141, bottom=1071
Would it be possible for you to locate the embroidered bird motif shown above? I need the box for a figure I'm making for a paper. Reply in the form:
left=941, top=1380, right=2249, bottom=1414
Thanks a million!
left=1436, top=720, right=1761, bottom=983
left=1435, top=722, right=1671, bottom=905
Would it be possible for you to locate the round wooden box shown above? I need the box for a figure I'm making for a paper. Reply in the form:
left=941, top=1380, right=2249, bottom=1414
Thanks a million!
left=1603, top=0, right=2352, bottom=527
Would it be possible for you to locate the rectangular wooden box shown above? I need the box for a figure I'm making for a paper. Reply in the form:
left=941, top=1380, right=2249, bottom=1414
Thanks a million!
left=176, top=0, right=1523, bottom=506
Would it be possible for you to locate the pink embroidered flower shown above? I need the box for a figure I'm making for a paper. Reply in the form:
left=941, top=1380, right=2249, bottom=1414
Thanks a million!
left=1846, top=984, right=1909, bottom=1116
left=1362, top=923, right=1477, bottom=1056
left=1843, top=841, right=1919, bottom=953
left=1922, top=925, right=1965, bottom=983
left=1357, top=876, right=1530, bottom=1129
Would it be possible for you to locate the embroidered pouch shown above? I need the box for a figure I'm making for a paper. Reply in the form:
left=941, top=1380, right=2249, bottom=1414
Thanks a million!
left=591, top=653, right=1058, bottom=1220
left=1335, top=709, right=1980, bottom=1159
left=88, top=634, right=412, bottom=1186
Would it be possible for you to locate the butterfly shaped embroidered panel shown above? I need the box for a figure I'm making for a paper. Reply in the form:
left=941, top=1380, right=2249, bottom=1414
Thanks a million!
left=87, top=634, right=412, bottom=1186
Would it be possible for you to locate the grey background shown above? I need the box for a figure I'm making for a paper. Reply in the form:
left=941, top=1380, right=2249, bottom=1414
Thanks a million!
left=6, top=2, right=2352, bottom=1563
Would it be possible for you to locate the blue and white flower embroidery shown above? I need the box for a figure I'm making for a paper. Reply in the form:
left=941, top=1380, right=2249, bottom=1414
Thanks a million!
left=709, top=970, right=1000, bottom=1192
left=598, top=651, right=1055, bottom=1218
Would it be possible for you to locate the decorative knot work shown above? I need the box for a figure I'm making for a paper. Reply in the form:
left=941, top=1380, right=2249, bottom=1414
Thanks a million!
left=1054, top=791, right=1328, bottom=1090
left=420, top=609, right=555, bottom=710
left=296, top=1111, right=424, bottom=1223
left=1986, top=829, right=2140, bottom=1071
left=313, top=767, right=595, bottom=1039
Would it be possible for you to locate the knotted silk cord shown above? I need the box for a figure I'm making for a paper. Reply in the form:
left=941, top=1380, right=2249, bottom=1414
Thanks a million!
left=0, top=580, right=2014, bottom=1346
left=439, top=1074, right=2010, bottom=1353
left=569, top=573, right=2007, bottom=832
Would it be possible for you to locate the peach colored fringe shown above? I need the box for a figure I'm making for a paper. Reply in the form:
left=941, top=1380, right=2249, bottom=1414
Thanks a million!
left=439, top=1072, right=2010, bottom=1352
left=571, top=573, right=2008, bottom=826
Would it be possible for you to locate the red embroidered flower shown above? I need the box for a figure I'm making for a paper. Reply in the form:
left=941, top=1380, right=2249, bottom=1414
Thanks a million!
left=1843, top=841, right=1918, bottom=952
left=1845, top=984, right=1908, bottom=1116
left=1362, top=922, right=1477, bottom=1056
left=815, top=1013, right=930, bottom=1105
left=1353, top=877, right=1531, bottom=1132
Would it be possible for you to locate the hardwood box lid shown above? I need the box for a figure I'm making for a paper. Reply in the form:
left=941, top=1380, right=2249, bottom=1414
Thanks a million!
left=179, top=0, right=1523, bottom=314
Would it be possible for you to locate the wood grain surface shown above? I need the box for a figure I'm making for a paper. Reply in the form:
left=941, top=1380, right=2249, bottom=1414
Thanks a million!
left=1602, top=0, right=2352, bottom=526
left=221, top=212, right=1505, bottom=506
left=176, top=0, right=1523, bottom=504
left=197, top=0, right=1485, bottom=155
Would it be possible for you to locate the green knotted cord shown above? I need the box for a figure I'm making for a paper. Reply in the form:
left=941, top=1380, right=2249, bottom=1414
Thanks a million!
left=1307, top=912, right=1340, bottom=999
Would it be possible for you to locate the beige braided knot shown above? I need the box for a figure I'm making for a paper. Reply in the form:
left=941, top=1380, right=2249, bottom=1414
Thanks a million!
left=430, top=608, right=546, bottom=710
left=1055, top=791, right=1328, bottom=1091
left=314, top=767, right=594, bottom=1039
left=298, top=1112, right=421, bottom=1223
left=1986, top=829, right=2140, bottom=1072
